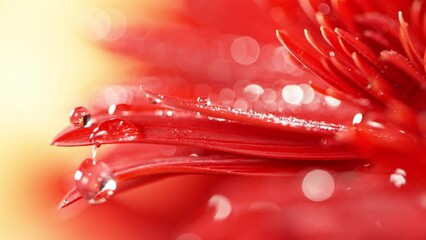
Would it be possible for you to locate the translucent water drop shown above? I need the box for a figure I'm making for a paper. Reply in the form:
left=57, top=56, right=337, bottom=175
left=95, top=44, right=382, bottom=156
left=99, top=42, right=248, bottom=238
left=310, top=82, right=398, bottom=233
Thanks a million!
left=108, top=104, right=131, bottom=115
left=196, top=96, right=211, bottom=106
left=74, top=158, right=116, bottom=204
left=70, top=106, right=91, bottom=128
left=90, top=118, right=139, bottom=146
left=141, top=85, right=163, bottom=104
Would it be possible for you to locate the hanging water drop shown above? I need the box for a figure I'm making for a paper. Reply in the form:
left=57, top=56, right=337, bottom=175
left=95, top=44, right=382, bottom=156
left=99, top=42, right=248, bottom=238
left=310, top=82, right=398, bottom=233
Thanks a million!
left=197, top=96, right=211, bottom=106
left=74, top=158, right=116, bottom=204
left=70, top=106, right=91, bottom=128
left=90, top=118, right=139, bottom=146
left=91, top=145, right=98, bottom=159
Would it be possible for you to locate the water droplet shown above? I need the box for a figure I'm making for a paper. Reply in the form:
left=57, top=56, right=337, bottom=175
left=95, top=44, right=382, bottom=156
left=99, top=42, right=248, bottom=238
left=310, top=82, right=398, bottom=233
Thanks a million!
left=74, top=158, right=116, bottom=204
left=141, top=85, right=163, bottom=104
left=90, top=119, right=139, bottom=145
left=70, top=106, right=91, bottom=128
left=108, top=104, right=131, bottom=115
left=196, top=96, right=211, bottom=106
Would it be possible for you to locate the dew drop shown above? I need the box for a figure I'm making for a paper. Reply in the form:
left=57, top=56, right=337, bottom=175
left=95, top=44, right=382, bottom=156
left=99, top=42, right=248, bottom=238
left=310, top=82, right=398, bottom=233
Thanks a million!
left=70, top=106, right=91, bottom=128
left=74, top=158, right=116, bottom=204
left=196, top=96, right=211, bottom=106
left=90, top=119, right=139, bottom=146
left=141, top=86, right=163, bottom=104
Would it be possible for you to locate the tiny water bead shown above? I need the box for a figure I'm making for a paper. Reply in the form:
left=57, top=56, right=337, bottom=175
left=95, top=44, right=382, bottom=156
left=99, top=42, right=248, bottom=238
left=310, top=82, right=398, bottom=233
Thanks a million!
left=140, top=86, right=163, bottom=104
left=147, top=95, right=162, bottom=104
left=90, top=118, right=140, bottom=146
left=74, top=158, right=116, bottom=204
left=196, top=96, right=211, bottom=106
left=70, top=106, right=91, bottom=128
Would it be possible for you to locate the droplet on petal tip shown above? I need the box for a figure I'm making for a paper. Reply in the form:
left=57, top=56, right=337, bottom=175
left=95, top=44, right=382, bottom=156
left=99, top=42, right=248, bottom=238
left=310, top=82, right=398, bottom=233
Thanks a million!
left=69, top=106, right=91, bottom=128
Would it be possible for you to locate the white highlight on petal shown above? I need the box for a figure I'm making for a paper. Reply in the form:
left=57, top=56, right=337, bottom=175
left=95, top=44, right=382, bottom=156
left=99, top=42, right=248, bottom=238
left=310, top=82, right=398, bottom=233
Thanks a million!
left=282, top=85, right=303, bottom=105
left=324, top=96, right=341, bottom=108
left=367, top=121, right=384, bottom=129
left=352, top=113, right=363, bottom=125
left=208, top=194, right=232, bottom=221
left=231, top=36, right=260, bottom=65
left=302, top=169, right=335, bottom=202
left=390, top=168, right=406, bottom=188
left=74, top=170, right=83, bottom=181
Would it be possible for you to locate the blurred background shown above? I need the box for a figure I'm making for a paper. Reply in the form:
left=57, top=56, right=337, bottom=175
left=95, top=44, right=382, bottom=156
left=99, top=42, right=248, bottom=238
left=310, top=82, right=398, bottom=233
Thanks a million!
left=0, top=0, right=159, bottom=238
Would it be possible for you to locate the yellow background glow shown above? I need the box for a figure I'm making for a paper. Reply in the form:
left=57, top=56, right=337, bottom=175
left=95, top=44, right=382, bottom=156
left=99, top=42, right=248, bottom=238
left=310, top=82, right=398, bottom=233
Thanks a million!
left=0, top=0, right=158, bottom=238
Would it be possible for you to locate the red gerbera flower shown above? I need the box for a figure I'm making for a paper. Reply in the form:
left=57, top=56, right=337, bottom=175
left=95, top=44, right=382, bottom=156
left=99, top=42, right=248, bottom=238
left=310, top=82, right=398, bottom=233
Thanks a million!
left=53, top=0, right=426, bottom=238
